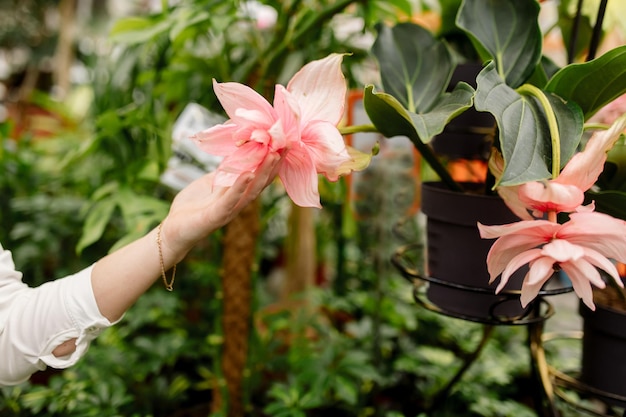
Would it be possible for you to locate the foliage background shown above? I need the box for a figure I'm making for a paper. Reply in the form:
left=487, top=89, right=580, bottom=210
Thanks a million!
left=0, top=0, right=610, bottom=416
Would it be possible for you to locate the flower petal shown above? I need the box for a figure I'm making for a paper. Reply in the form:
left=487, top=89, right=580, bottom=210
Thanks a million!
left=557, top=113, right=626, bottom=191
left=518, top=181, right=584, bottom=213
left=272, top=85, right=301, bottom=150
left=485, top=233, right=548, bottom=278
left=301, top=120, right=351, bottom=180
left=287, top=53, right=347, bottom=126
left=214, top=141, right=269, bottom=186
left=279, top=144, right=321, bottom=208
left=541, top=239, right=585, bottom=263
left=213, top=79, right=276, bottom=125
left=561, top=261, right=602, bottom=310
left=193, top=123, right=241, bottom=155
left=497, top=248, right=542, bottom=292
left=478, top=220, right=558, bottom=240
left=560, top=211, right=626, bottom=263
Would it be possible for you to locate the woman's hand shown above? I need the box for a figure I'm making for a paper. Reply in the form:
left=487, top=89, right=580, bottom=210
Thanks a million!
left=161, top=153, right=281, bottom=261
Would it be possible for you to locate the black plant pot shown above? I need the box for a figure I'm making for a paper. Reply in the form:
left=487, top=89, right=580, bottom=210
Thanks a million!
left=421, top=182, right=527, bottom=321
left=579, top=301, right=626, bottom=407
left=431, top=63, right=495, bottom=161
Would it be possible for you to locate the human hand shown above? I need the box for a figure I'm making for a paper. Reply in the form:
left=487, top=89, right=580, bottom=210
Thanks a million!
left=161, top=153, right=281, bottom=260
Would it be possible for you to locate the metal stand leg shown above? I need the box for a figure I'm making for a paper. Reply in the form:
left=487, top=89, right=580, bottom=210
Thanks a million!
left=529, top=309, right=559, bottom=417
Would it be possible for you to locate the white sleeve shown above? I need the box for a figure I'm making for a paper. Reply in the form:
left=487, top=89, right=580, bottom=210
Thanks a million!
left=0, top=264, right=119, bottom=386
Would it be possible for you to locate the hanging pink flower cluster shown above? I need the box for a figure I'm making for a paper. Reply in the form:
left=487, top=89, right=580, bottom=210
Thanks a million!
left=192, top=54, right=371, bottom=208
left=479, top=115, right=626, bottom=310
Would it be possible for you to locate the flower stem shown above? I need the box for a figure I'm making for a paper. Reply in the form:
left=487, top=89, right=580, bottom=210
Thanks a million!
left=339, top=124, right=378, bottom=135
left=583, top=122, right=610, bottom=132
left=517, top=84, right=561, bottom=180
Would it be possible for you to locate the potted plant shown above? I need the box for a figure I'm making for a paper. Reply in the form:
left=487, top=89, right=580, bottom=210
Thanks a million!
left=361, top=0, right=626, bottom=321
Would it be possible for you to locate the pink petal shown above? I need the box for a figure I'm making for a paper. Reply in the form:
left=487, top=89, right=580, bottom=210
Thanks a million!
left=561, top=261, right=600, bottom=310
left=213, top=79, right=275, bottom=125
left=214, top=141, right=269, bottom=186
left=581, top=246, right=623, bottom=287
left=526, top=257, right=556, bottom=286
left=193, top=123, right=240, bottom=155
left=278, top=144, right=321, bottom=208
left=272, top=85, right=301, bottom=150
left=301, top=120, right=351, bottom=180
left=560, top=212, right=626, bottom=263
left=520, top=257, right=556, bottom=307
left=485, top=234, right=549, bottom=278
left=287, top=54, right=347, bottom=126
left=557, top=114, right=626, bottom=191
left=478, top=220, right=558, bottom=240
left=497, top=248, right=542, bottom=292
left=540, top=239, right=585, bottom=263
left=520, top=278, right=546, bottom=308
left=518, top=181, right=584, bottom=213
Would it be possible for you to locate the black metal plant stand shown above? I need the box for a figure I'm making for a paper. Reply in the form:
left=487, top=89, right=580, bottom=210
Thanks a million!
left=391, top=243, right=572, bottom=417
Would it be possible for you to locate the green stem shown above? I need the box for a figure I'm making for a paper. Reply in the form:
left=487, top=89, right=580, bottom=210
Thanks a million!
left=583, top=122, right=610, bottom=132
left=339, top=124, right=461, bottom=192
left=339, top=124, right=378, bottom=135
left=412, top=132, right=463, bottom=192
left=517, top=84, right=561, bottom=180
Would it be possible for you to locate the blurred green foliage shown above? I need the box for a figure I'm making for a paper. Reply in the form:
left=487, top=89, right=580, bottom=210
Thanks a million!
left=0, top=1, right=589, bottom=416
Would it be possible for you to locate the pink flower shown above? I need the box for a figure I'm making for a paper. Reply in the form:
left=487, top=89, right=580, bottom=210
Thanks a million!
left=192, top=54, right=370, bottom=208
left=478, top=211, right=626, bottom=310
left=496, top=114, right=626, bottom=217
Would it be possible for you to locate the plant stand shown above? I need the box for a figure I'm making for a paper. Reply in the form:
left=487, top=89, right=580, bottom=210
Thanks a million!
left=543, top=332, right=626, bottom=416
left=392, top=243, right=573, bottom=417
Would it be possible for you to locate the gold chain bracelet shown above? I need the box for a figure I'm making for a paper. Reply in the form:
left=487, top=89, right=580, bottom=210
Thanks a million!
left=156, top=222, right=176, bottom=291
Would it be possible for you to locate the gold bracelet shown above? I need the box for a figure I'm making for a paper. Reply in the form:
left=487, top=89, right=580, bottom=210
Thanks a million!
left=156, top=222, right=176, bottom=291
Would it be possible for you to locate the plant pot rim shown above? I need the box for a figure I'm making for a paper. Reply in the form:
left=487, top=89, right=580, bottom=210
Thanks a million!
left=421, top=181, right=519, bottom=226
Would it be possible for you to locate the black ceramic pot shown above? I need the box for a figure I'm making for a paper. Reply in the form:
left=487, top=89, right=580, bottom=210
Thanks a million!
left=579, top=301, right=626, bottom=407
left=421, top=182, right=527, bottom=321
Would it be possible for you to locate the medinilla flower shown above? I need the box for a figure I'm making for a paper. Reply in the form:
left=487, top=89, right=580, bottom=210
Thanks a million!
left=494, top=114, right=626, bottom=217
left=478, top=211, right=626, bottom=309
left=192, top=53, right=371, bottom=208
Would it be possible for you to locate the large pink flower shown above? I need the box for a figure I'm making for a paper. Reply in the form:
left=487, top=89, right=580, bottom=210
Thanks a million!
left=192, top=53, right=370, bottom=208
left=478, top=211, right=626, bottom=309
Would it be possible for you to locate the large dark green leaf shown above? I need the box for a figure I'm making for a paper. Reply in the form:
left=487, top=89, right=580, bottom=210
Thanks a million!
left=371, top=22, right=456, bottom=112
left=545, top=45, right=626, bottom=120
left=456, top=0, right=542, bottom=88
left=475, top=63, right=584, bottom=186
left=363, top=83, right=474, bottom=144
left=363, top=83, right=473, bottom=191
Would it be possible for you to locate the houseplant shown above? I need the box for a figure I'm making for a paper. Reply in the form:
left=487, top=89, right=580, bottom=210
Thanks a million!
left=358, top=0, right=626, bottom=318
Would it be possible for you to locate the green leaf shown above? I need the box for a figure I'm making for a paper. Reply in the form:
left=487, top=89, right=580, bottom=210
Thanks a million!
left=76, top=198, right=117, bottom=253
left=408, top=83, right=476, bottom=140
left=586, top=190, right=626, bottom=221
left=545, top=45, right=626, bottom=120
left=475, top=62, right=584, bottom=186
left=363, top=83, right=472, bottom=191
left=456, top=0, right=542, bottom=88
left=363, top=84, right=474, bottom=144
left=333, top=375, right=359, bottom=405
left=109, top=16, right=172, bottom=45
left=371, top=22, right=456, bottom=112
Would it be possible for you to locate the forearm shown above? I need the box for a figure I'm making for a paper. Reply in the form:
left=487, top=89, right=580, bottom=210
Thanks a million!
left=90, top=225, right=185, bottom=322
